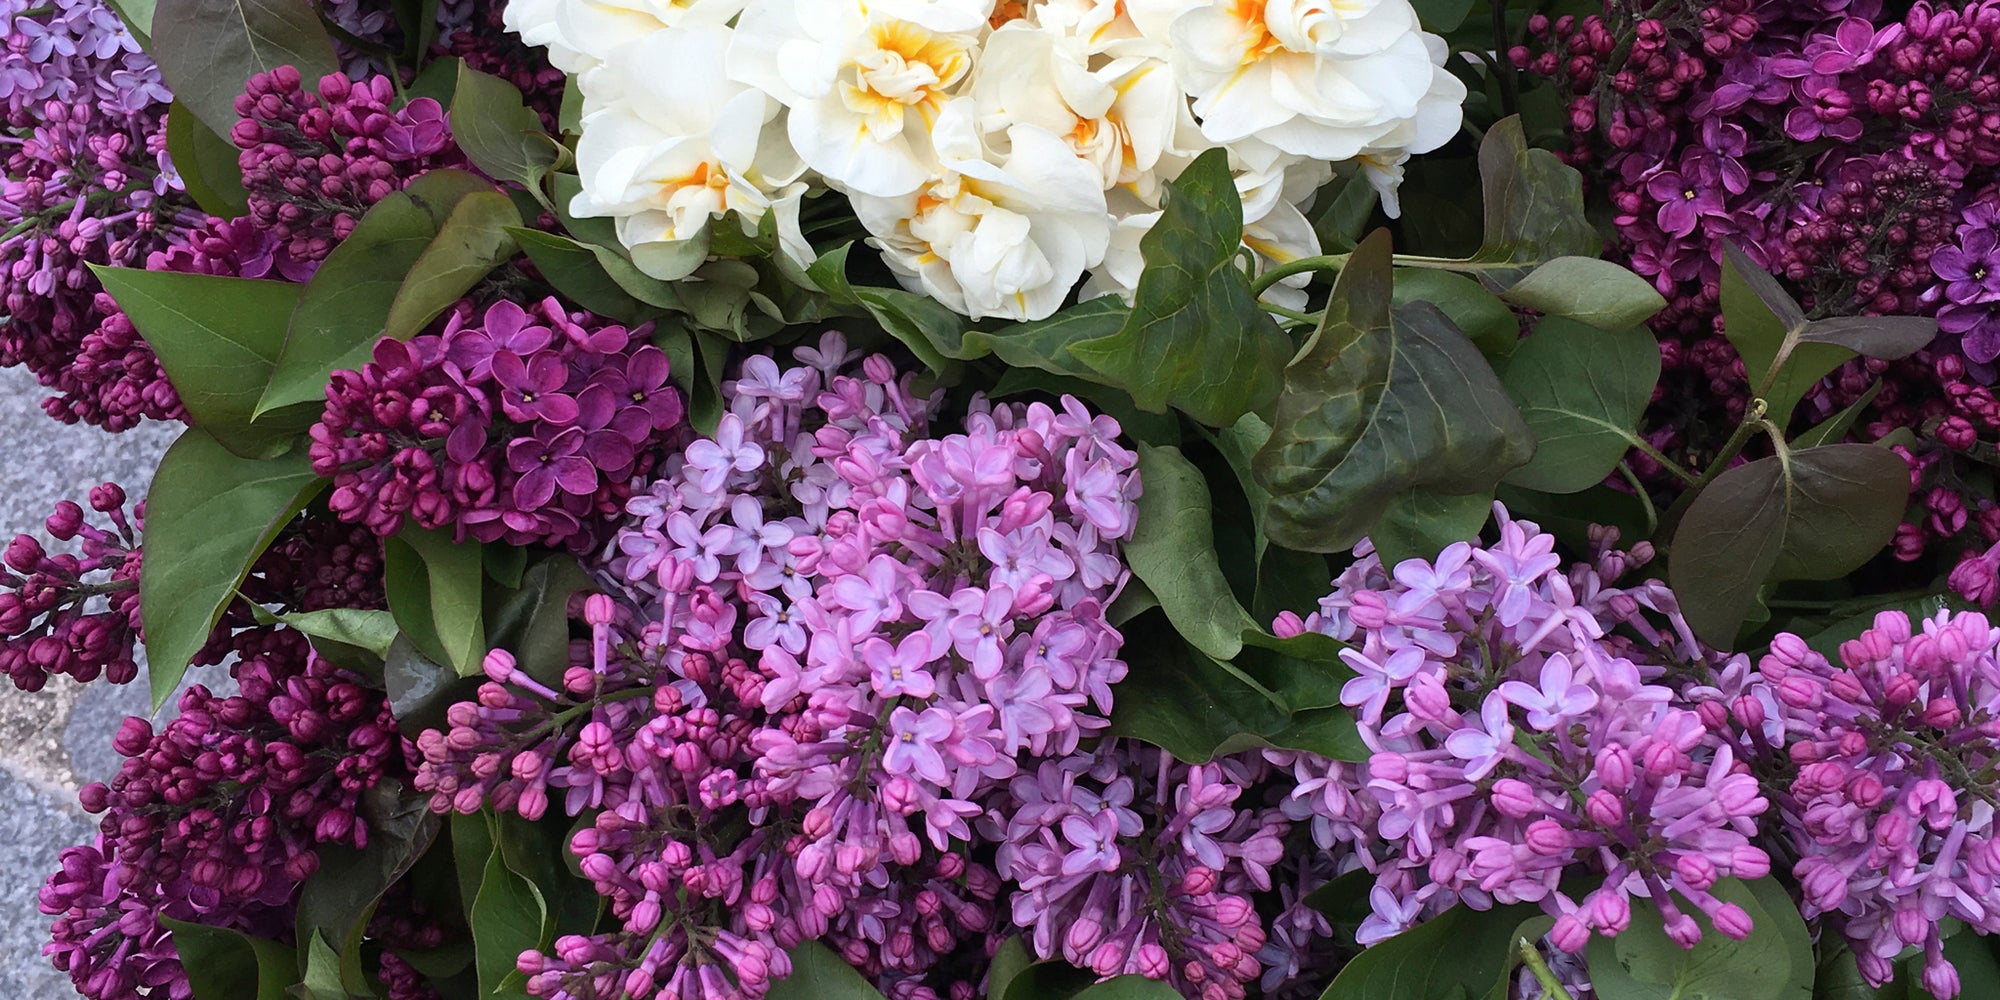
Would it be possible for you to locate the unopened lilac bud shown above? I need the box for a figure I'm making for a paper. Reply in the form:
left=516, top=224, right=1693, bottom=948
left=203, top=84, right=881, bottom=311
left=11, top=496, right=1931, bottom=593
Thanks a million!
left=583, top=593, right=614, bottom=625
left=482, top=648, right=517, bottom=683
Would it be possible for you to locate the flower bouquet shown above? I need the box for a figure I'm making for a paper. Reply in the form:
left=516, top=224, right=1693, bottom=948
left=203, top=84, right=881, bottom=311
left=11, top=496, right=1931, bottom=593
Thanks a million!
left=8, top=0, right=2000, bottom=997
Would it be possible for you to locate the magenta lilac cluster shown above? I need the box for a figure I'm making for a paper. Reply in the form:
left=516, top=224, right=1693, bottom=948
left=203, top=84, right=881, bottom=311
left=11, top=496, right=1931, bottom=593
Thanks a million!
left=1702, top=610, right=2000, bottom=998
left=231, top=66, right=464, bottom=264
left=1520, top=0, right=2000, bottom=586
left=412, top=334, right=1146, bottom=998
left=0, top=483, right=141, bottom=690
left=309, top=296, right=684, bottom=550
left=41, top=632, right=408, bottom=1000
left=1267, top=511, right=1769, bottom=976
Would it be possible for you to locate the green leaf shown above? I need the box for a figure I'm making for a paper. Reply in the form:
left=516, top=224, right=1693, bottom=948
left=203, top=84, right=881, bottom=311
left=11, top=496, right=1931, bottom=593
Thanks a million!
left=1719, top=243, right=1849, bottom=429
left=1107, top=618, right=1358, bottom=760
left=1500, top=256, right=1666, bottom=330
left=383, top=634, right=473, bottom=738
left=492, top=811, right=601, bottom=942
left=297, top=931, right=349, bottom=999
left=1235, top=630, right=1352, bottom=712
left=404, top=53, right=460, bottom=106
left=87, top=267, right=303, bottom=458
left=385, top=525, right=487, bottom=676
left=1457, top=116, right=1602, bottom=290
left=1068, top=147, right=1292, bottom=427
left=987, top=938, right=1034, bottom=1000
left=1070, top=977, right=1185, bottom=1000
left=140, top=427, right=322, bottom=707
left=1669, top=443, right=1910, bottom=647
left=468, top=827, right=545, bottom=1000
left=450, top=62, right=558, bottom=206
left=1319, top=904, right=1550, bottom=1000
left=510, top=228, right=655, bottom=324
left=1793, top=381, right=1883, bottom=449
left=767, top=940, right=890, bottom=1000
left=484, top=554, right=594, bottom=687
left=805, top=243, right=962, bottom=375
left=165, top=102, right=249, bottom=218
left=106, top=0, right=156, bottom=45
left=999, top=960, right=1097, bottom=1000
left=1802, top=594, right=1952, bottom=661
left=294, top=779, right=440, bottom=996
left=276, top=607, right=398, bottom=658
left=1126, top=445, right=1261, bottom=661
left=1799, top=316, right=1937, bottom=358
left=1312, top=171, right=1380, bottom=253
left=1391, top=268, right=1518, bottom=359
left=1369, top=489, right=1493, bottom=567
left=1587, top=877, right=1812, bottom=1000
left=159, top=918, right=294, bottom=1000
left=1410, top=0, right=1475, bottom=31
left=1499, top=317, right=1660, bottom=493
left=149, top=0, right=338, bottom=139
left=382, top=189, right=521, bottom=341
left=1254, top=230, right=1535, bottom=553
left=257, top=169, right=506, bottom=419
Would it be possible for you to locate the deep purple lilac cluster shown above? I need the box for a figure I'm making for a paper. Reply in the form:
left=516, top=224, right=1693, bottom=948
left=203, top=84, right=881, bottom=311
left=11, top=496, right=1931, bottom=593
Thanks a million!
left=0, top=483, right=140, bottom=690
left=1520, top=0, right=2000, bottom=589
left=231, top=67, right=465, bottom=264
left=1703, top=610, right=2000, bottom=997
left=1267, top=512, right=1769, bottom=977
left=413, top=334, right=1147, bottom=998
left=41, top=632, right=408, bottom=1000
left=0, top=0, right=196, bottom=430
left=309, top=297, right=684, bottom=550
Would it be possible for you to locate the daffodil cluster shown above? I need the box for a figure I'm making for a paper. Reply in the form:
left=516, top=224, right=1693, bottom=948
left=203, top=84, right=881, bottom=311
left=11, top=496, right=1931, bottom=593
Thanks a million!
left=506, top=0, right=1466, bottom=320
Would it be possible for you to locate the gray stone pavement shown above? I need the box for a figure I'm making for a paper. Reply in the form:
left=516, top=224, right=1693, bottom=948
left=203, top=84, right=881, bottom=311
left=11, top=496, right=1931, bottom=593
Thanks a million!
left=0, top=363, right=177, bottom=995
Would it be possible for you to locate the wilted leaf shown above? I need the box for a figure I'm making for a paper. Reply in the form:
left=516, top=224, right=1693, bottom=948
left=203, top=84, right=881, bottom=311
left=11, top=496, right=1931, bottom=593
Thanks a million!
left=1069, top=147, right=1292, bottom=426
left=1254, top=231, right=1534, bottom=552
left=1500, top=317, right=1659, bottom=493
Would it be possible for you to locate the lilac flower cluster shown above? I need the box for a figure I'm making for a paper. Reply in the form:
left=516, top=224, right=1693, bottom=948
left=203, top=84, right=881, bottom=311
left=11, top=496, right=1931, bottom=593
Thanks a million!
left=1519, top=0, right=2000, bottom=586
left=231, top=66, right=464, bottom=264
left=310, top=297, right=683, bottom=550
left=0, top=483, right=140, bottom=690
left=989, top=746, right=1285, bottom=1000
left=412, top=334, right=1146, bottom=998
left=0, top=0, right=198, bottom=429
left=1268, top=510, right=1772, bottom=958
left=41, top=632, right=408, bottom=1000
left=1701, top=610, right=2000, bottom=998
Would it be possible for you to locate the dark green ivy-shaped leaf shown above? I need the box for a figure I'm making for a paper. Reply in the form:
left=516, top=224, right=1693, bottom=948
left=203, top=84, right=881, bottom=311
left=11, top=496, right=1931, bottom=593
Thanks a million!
left=87, top=267, right=303, bottom=458
left=1317, top=903, right=1551, bottom=1000
left=1587, top=878, right=1813, bottom=1000
left=1668, top=443, right=1910, bottom=648
left=1067, top=147, right=1291, bottom=427
left=1253, top=229, right=1535, bottom=553
left=149, top=0, right=338, bottom=138
left=450, top=62, right=559, bottom=208
left=257, top=169, right=510, bottom=420
left=159, top=918, right=295, bottom=1000
left=165, top=101, right=250, bottom=218
left=1499, top=316, right=1661, bottom=493
left=139, top=427, right=324, bottom=708
left=767, top=941, right=891, bottom=1000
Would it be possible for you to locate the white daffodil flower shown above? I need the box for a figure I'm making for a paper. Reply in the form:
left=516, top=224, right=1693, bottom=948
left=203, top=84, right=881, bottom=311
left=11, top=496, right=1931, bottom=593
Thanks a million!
left=1165, top=0, right=1461, bottom=163
left=571, top=25, right=812, bottom=276
left=504, top=0, right=744, bottom=72
left=730, top=0, right=989, bottom=197
left=852, top=99, right=1110, bottom=321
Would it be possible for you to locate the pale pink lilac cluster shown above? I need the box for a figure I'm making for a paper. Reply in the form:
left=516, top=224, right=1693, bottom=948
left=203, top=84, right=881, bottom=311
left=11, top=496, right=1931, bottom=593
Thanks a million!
left=412, top=333, right=1143, bottom=998
left=1268, top=509, right=1773, bottom=958
left=1701, top=610, right=2000, bottom=998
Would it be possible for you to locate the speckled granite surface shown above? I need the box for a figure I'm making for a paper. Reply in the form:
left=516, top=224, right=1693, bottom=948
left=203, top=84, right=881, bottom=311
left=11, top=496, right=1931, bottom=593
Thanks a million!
left=0, top=363, right=178, bottom=995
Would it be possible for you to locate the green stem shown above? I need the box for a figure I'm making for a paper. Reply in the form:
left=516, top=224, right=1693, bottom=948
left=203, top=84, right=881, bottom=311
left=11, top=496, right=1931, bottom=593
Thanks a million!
left=1517, top=937, right=1575, bottom=1000
left=1618, top=461, right=1658, bottom=537
left=1260, top=301, right=1319, bottom=326
left=1489, top=0, right=1521, bottom=119
left=1628, top=437, right=1699, bottom=487
left=1249, top=253, right=1349, bottom=298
